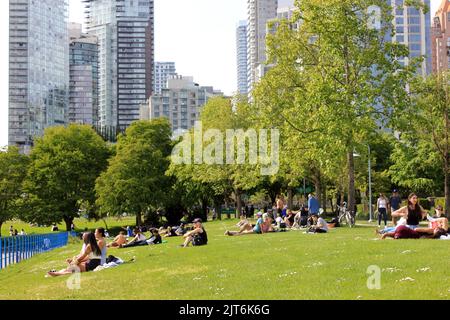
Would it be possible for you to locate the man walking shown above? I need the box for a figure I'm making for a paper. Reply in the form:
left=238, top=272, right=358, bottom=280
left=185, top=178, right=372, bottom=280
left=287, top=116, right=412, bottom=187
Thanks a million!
left=389, top=190, right=401, bottom=225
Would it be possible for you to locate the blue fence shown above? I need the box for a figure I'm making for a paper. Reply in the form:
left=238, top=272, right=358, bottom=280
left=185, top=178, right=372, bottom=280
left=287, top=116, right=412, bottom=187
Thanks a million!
left=0, top=232, right=72, bottom=270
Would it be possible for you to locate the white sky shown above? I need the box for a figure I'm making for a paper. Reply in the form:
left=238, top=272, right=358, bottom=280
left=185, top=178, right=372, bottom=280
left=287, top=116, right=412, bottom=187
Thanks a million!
left=0, top=0, right=443, bottom=147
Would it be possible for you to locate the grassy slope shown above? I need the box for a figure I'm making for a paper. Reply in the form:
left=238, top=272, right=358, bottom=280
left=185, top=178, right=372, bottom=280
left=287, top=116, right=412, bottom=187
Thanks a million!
left=0, top=220, right=449, bottom=300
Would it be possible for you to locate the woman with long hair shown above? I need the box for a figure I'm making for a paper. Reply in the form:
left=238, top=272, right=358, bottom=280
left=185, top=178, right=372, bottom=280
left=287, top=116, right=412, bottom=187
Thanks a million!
left=391, top=193, right=428, bottom=230
left=47, top=232, right=102, bottom=277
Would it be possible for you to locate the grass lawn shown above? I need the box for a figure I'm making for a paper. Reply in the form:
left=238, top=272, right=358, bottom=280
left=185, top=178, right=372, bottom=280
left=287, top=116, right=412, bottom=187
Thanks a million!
left=0, top=219, right=449, bottom=300
left=1, top=217, right=137, bottom=237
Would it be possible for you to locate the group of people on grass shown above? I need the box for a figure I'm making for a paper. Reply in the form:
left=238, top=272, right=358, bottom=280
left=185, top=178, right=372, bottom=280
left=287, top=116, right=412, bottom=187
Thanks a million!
left=224, top=194, right=330, bottom=236
left=47, top=219, right=208, bottom=277
left=377, top=193, right=449, bottom=240
left=46, top=192, right=449, bottom=278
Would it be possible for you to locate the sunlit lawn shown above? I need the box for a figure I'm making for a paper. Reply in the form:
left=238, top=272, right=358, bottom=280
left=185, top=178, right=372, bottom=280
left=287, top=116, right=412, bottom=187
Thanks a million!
left=0, top=219, right=449, bottom=300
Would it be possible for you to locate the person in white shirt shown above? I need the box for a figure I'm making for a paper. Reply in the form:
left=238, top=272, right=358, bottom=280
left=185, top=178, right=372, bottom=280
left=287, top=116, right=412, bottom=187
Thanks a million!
left=376, top=193, right=389, bottom=228
left=309, top=215, right=328, bottom=233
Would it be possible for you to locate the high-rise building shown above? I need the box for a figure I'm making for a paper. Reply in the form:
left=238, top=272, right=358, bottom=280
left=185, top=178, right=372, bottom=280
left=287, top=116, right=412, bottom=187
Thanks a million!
left=388, top=0, right=432, bottom=76
left=246, top=0, right=278, bottom=94
left=141, top=76, right=223, bottom=135
left=84, top=0, right=154, bottom=131
left=431, top=0, right=450, bottom=73
left=69, top=23, right=99, bottom=126
left=246, top=0, right=295, bottom=95
left=236, top=20, right=248, bottom=96
left=9, top=0, right=69, bottom=152
left=154, top=62, right=177, bottom=95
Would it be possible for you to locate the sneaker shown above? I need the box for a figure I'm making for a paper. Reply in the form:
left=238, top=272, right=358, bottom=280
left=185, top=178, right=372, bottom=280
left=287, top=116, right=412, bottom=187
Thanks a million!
left=224, top=230, right=229, bottom=236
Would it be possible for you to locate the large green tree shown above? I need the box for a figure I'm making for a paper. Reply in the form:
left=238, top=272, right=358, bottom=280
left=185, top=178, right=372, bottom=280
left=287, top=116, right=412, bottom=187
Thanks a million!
left=21, top=125, right=110, bottom=230
left=390, top=71, right=450, bottom=212
left=170, top=97, right=264, bottom=217
left=0, top=147, right=29, bottom=236
left=253, top=0, right=417, bottom=214
left=96, top=119, right=173, bottom=226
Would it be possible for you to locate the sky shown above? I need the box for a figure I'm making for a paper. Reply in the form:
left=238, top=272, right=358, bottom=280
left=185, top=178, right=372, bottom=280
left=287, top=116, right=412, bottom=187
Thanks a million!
left=0, top=0, right=443, bottom=147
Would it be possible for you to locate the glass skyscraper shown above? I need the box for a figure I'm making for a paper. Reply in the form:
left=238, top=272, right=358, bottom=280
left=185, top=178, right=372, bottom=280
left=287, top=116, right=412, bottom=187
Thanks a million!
left=69, top=23, right=99, bottom=126
left=84, top=0, right=154, bottom=131
left=388, top=0, right=432, bottom=76
left=236, top=20, right=248, bottom=96
left=9, top=0, right=69, bottom=152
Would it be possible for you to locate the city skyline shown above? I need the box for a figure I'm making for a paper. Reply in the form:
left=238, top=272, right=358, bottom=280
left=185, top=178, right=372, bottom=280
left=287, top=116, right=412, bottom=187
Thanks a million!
left=0, top=0, right=443, bottom=147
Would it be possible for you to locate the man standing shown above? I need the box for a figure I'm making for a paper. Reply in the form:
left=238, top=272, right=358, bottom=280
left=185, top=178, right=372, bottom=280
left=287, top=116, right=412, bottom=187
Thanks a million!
left=308, top=194, right=320, bottom=216
left=389, top=190, right=402, bottom=225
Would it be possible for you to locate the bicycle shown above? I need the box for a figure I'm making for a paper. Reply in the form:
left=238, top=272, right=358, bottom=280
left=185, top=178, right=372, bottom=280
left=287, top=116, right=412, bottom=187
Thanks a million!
left=337, top=202, right=356, bottom=228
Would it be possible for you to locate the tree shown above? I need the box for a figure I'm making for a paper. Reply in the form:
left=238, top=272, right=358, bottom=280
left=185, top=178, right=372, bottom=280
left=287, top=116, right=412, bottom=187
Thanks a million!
left=390, top=71, right=450, bottom=212
left=21, top=125, right=110, bottom=230
left=96, top=119, right=173, bottom=226
left=169, top=97, right=263, bottom=218
left=0, top=147, right=29, bottom=236
left=253, top=0, right=417, bottom=214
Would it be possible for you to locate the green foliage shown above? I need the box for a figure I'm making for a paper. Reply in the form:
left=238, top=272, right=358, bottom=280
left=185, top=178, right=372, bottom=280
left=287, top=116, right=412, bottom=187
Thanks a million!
left=389, top=72, right=450, bottom=200
left=252, top=0, right=415, bottom=211
left=20, top=125, right=110, bottom=230
left=0, top=147, right=30, bottom=236
left=95, top=119, right=173, bottom=225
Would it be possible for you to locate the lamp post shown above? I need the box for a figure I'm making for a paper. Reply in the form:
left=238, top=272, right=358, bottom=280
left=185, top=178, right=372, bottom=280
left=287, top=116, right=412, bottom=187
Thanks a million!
left=368, top=145, right=373, bottom=223
left=354, top=145, right=373, bottom=222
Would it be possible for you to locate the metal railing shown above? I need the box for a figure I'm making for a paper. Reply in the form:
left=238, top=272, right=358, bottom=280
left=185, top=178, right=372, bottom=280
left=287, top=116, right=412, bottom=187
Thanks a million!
left=0, top=232, right=72, bottom=270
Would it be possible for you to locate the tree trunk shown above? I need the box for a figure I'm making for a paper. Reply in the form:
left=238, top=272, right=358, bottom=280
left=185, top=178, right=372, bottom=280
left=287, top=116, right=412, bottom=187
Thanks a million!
left=63, top=216, right=74, bottom=232
left=136, top=213, right=142, bottom=227
left=287, top=187, right=293, bottom=210
left=445, top=94, right=450, bottom=216
left=312, top=170, right=322, bottom=208
left=235, top=189, right=243, bottom=218
left=322, top=187, right=327, bottom=214
left=201, top=197, right=209, bottom=222
left=348, top=151, right=356, bottom=215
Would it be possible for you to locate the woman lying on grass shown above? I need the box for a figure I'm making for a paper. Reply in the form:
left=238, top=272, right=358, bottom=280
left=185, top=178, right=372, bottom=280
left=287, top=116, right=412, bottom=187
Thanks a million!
left=381, top=225, right=448, bottom=240
left=47, top=232, right=102, bottom=277
left=224, top=212, right=273, bottom=236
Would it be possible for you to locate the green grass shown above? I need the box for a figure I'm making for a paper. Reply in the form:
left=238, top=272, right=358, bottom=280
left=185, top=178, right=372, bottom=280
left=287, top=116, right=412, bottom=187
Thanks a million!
left=1, top=217, right=137, bottom=237
left=0, top=219, right=449, bottom=300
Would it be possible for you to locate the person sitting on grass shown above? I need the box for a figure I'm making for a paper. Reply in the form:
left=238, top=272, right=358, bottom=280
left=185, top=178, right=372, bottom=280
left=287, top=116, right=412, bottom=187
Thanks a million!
left=381, top=225, right=447, bottom=240
left=308, top=214, right=328, bottom=233
left=145, top=228, right=163, bottom=245
left=262, top=213, right=275, bottom=233
left=180, top=218, right=208, bottom=247
left=95, top=228, right=107, bottom=265
left=47, top=232, right=102, bottom=277
left=284, top=210, right=295, bottom=228
left=159, top=223, right=187, bottom=238
left=107, top=231, right=128, bottom=248
left=119, top=228, right=147, bottom=248
left=236, top=215, right=249, bottom=228
left=225, top=212, right=265, bottom=236
left=391, top=193, right=427, bottom=230
left=426, top=216, right=448, bottom=232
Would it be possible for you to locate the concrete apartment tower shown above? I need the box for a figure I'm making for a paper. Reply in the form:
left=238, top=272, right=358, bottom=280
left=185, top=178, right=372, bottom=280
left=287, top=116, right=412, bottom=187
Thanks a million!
left=141, top=76, right=223, bottom=136
left=236, top=20, right=248, bottom=96
left=84, top=0, right=154, bottom=131
left=246, top=0, right=295, bottom=95
left=69, top=23, right=99, bottom=126
left=431, top=0, right=450, bottom=73
left=9, top=0, right=69, bottom=153
left=154, top=62, right=177, bottom=95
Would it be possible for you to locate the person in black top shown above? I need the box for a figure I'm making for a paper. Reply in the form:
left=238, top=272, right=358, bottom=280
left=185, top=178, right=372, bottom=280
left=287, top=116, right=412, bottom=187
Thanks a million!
left=180, top=218, right=208, bottom=247
left=391, top=193, right=427, bottom=228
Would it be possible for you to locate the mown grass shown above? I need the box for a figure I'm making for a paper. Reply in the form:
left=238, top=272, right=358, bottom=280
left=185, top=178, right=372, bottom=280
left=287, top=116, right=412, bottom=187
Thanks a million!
left=0, top=219, right=449, bottom=300
left=1, top=217, right=136, bottom=237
